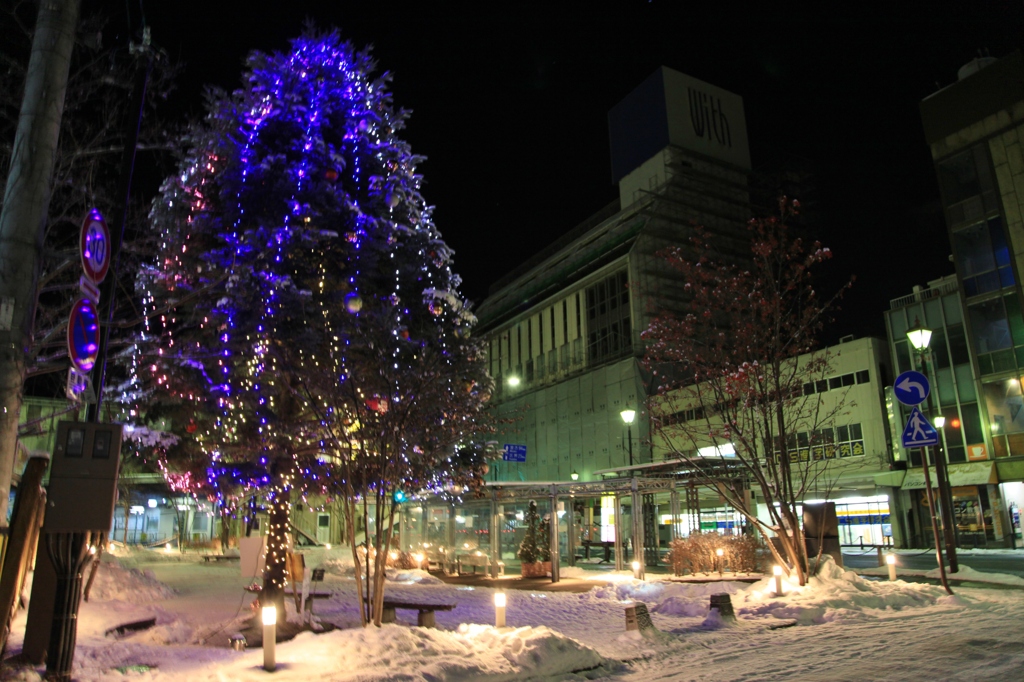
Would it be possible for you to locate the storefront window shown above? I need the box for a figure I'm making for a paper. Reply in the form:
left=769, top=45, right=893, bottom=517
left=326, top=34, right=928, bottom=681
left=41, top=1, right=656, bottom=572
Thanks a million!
left=835, top=496, right=890, bottom=546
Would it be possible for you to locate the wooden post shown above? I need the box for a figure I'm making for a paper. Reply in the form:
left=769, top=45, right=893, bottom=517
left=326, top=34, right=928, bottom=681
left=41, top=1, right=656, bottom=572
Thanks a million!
left=549, top=485, right=560, bottom=583
left=489, top=493, right=500, bottom=578
left=0, top=457, right=48, bottom=657
left=613, top=495, right=623, bottom=571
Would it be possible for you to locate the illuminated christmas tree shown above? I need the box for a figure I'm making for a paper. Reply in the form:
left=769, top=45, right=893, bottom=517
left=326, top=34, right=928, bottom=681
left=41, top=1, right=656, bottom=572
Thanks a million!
left=134, top=29, right=492, bottom=622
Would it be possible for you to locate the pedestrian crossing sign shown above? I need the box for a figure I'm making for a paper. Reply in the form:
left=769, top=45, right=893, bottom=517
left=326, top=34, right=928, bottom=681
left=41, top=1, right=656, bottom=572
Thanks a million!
left=902, top=406, right=939, bottom=448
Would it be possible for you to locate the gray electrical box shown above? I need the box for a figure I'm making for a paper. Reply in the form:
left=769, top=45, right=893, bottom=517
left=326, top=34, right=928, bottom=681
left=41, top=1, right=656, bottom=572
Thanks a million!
left=44, top=421, right=123, bottom=532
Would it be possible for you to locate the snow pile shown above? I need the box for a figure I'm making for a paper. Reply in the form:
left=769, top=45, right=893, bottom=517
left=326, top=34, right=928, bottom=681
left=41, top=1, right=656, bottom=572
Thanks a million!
left=735, top=557, right=950, bottom=625
left=85, top=559, right=176, bottom=602
left=923, top=564, right=1024, bottom=586
left=172, top=622, right=610, bottom=679
left=388, top=568, right=443, bottom=584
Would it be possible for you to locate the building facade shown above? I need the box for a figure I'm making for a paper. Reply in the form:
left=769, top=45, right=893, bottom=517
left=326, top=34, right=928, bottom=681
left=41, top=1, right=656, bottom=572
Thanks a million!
left=651, top=336, right=898, bottom=547
left=911, top=51, right=1024, bottom=547
left=884, top=274, right=1021, bottom=547
left=477, top=66, right=753, bottom=484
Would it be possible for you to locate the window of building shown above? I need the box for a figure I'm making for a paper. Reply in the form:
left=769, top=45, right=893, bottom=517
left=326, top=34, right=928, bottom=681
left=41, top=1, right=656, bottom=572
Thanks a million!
left=930, top=328, right=950, bottom=369
left=586, top=271, right=632, bottom=363
left=937, top=146, right=995, bottom=207
left=562, top=301, right=568, bottom=343
left=893, top=340, right=913, bottom=374
left=855, top=370, right=870, bottom=384
left=969, top=296, right=1012, bottom=361
left=960, top=402, right=984, bottom=448
left=938, top=405, right=967, bottom=464
left=982, top=377, right=1024, bottom=435
left=789, top=423, right=864, bottom=461
left=947, top=324, right=970, bottom=365
left=953, top=217, right=1014, bottom=297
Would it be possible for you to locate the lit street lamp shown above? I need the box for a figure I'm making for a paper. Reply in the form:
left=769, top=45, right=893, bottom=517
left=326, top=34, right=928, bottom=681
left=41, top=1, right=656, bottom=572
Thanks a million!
left=262, top=605, right=277, bottom=672
left=906, top=318, right=959, bottom=583
left=620, top=409, right=636, bottom=466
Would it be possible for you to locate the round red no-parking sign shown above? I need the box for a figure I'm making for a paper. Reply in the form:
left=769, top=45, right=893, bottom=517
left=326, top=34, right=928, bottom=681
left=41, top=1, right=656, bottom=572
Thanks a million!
left=80, top=209, right=110, bottom=284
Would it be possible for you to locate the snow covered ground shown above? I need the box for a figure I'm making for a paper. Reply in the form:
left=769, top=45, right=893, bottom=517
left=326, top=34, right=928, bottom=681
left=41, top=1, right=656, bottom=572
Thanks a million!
left=4, top=548, right=1024, bottom=681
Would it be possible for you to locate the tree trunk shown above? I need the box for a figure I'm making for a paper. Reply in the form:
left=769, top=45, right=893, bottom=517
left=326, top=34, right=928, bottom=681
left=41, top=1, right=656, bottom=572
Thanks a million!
left=345, top=494, right=367, bottom=626
left=370, top=500, right=396, bottom=626
left=82, top=533, right=106, bottom=602
left=122, top=499, right=131, bottom=545
left=0, top=0, right=80, bottom=538
left=262, top=485, right=290, bottom=624
left=219, top=504, right=231, bottom=551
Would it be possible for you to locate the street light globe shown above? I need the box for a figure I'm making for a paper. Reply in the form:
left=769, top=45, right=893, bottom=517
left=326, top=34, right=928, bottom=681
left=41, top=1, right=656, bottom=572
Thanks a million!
left=262, top=605, right=277, bottom=626
left=885, top=554, right=897, bottom=566
left=494, top=592, right=506, bottom=608
left=507, top=376, right=521, bottom=387
left=934, top=416, right=946, bottom=428
left=620, top=409, right=636, bottom=425
left=571, top=471, right=579, bottom=481
left=716, top=548, right=724, bottom=557
left=773, top=565, right=783, bottom=576
left=906, top=319, right=933, bottom=351
left=631, top=560, right=641, bottom=572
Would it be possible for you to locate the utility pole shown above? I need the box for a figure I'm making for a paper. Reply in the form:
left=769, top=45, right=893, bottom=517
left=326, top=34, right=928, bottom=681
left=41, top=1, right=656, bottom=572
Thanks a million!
left=0, top=0, right=81, bottom=544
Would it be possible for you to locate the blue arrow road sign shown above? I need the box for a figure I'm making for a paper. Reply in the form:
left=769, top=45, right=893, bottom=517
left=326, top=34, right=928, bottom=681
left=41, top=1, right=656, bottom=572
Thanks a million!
left=502, top=444, right=527, bottom=462
left=894, top=370, right=930, bottom=406
left=902, top=406, right=939, bottom=448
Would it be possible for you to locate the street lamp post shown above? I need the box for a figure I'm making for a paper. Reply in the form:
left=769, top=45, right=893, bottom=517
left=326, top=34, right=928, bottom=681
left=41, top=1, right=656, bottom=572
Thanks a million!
left=620, top=409, right=636, bottom=467
left=906, top=319, right=959, bottom=578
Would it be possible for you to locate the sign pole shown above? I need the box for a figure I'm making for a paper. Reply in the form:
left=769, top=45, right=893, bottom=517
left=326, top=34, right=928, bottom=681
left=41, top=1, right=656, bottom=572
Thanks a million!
left=919, top=446, right=952, bottom=595
left=893, top=368, right=952, bottom=594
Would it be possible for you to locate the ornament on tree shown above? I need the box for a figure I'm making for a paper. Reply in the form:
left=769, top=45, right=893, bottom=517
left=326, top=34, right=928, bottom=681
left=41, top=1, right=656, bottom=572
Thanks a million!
left=324, top=168, right=338, bottom=182
left=186, top=420, right=198, bottom=434
left=365, top=397, right=388, bottom=414
left=345, top=293, right=363, bottom=313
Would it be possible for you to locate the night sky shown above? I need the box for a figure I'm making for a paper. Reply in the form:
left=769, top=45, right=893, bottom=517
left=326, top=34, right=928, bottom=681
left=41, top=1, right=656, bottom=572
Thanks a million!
left=99, top=1, right=1023, bottom=342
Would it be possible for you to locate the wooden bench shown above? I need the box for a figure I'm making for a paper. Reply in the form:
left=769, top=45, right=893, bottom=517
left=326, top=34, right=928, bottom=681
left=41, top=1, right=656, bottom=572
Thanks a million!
left=379, top=600, right=456, bottom=628
left=580, top=540, right=614, bottom=563
left=456, top=553, right=491, bottom=575
left=203, top=554, right=240, bottom=563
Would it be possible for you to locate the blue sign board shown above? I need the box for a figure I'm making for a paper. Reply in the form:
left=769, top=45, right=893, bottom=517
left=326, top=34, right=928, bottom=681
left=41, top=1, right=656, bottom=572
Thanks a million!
left=502, top=444, right=527, bottom=462
left=894, top=370, right=930, bottom=406
left=902, top=406, right=939, bottom=448
left=67, top=298, right=99, bottom=373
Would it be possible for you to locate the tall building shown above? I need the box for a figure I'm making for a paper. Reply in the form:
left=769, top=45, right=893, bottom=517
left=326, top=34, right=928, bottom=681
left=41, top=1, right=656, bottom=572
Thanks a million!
left=476, top=66, right=752, bottom=483
left=912, top=50, right=1024, bottom=547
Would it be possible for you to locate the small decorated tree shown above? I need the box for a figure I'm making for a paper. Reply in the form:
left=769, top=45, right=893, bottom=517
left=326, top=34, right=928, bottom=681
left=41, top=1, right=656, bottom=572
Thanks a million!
left=517, top=500, right=541, bottom=565
left=537, top=514, right=552, bottom=563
